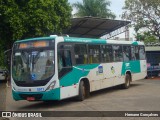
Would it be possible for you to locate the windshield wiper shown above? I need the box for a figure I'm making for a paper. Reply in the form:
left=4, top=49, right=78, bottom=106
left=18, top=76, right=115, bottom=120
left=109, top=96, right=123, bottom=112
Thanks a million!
left=21, top=51, right=29, bottom=64
left=33, top=51, right=40, bottom=64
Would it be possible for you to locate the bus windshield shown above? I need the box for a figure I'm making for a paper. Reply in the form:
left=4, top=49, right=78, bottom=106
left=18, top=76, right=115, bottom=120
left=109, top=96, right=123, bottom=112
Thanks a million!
left=12, top=41, right=55, bottom=86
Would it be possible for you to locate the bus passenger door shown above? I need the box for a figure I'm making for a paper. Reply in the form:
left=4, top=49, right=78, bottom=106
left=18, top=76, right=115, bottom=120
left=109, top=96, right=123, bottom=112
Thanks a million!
left=58, top=50, right=73, bottom=79
left=57, top=43, right=79, bottom=99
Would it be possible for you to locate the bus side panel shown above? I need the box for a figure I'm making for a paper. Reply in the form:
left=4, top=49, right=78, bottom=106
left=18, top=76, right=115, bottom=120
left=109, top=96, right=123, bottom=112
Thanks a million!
left=83, top=63, right=123, bottom=92
left=112, top=62, right=125, bottom=86
left=59, top=60, right=147, bottom=99
left=60, top=85, right=79, bottom=99
left=140, top=60, right=147, bottom=78
left=121, top=60, right=146, bottom=81
left=101, top=63, right=122, bottom=89
left=87, top=65, right=104, bottom=92
left=59, top=64, right=99, bottom=99
left=132, top=60, right=147, bottom=81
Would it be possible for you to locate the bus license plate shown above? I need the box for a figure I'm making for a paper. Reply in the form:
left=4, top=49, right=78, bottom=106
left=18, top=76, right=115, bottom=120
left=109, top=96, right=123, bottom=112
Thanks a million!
left=27, top=97, right=35, bottom=101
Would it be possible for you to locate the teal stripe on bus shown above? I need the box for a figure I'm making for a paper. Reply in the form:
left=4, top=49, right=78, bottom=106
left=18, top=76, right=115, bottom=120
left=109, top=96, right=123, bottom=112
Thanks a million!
left=15, top=37, right=55, bottom=43
left=64, top=37, right=107, bottom=44
left=121, top=60, right=141, bottom=75
left=132, top=41, right=138, bottom=45
left=60, top=64, right=99, bottom=86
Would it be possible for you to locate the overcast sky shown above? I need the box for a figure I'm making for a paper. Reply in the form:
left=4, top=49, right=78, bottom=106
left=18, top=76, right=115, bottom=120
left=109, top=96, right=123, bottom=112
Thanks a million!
left=68, top=0, right=135, bottom=39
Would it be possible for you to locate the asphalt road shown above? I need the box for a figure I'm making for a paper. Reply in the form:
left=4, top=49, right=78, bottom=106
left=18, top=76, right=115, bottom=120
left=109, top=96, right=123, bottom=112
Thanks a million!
left=2, top=79, right=160, bottom=120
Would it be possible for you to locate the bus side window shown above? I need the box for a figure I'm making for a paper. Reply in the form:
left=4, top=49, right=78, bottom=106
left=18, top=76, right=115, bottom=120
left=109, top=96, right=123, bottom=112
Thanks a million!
left=112, top=45, right=123, bottom=62
left=135, top=46, right=140, bottom=60
left=101, top=45, right=112, bottom=63
left=58, top=50, right=72, bottom=79
left=88, top=45, right=100, bottom=63
left=58, top=50, right=72, bottom=71
left=139, top=46, right=146, bottom=60
left=123, top=46, right=131, bottom=62
left=58, top=52, right=63, bottom=71
left=64, top=50, right=72, bottom=67
left=74, top=44, right=87, bottom=65
left=131, top=46, right=136, bottom=60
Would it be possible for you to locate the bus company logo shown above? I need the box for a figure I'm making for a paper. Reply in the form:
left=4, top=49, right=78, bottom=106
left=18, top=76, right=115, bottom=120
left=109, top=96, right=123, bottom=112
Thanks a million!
left=125, top=63, right=130, bottom=67
left=98, top=66, right=103, bottom=74
left=111, top=66, right=115, bottom=74
left=96, top=66, right=103, bottom=76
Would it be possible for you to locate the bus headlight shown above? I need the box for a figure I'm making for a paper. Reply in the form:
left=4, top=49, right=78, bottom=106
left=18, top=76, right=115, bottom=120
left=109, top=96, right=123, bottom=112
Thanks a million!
left=12, top=86, right=16, bottom=91
left=46, top=81, right=56, bottom=91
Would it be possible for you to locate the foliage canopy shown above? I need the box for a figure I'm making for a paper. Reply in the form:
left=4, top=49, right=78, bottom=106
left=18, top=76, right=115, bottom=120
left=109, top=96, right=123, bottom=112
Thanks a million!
left=0, top=0, right=72, bottom=66
left=122, top=0, right=160, bottom=41
left=0, top=0, right=72, bottom=49
left=73, top=0, right=116, bottom=19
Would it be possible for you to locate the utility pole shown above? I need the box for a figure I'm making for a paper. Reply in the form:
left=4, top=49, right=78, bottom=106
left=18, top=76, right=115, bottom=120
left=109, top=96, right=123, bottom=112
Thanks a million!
left=125, top=25, right=129, bottom=41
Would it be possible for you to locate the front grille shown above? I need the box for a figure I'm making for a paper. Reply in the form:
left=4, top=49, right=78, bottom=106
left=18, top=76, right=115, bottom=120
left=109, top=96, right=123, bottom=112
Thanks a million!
left=19, top=94, right=43, bottom=100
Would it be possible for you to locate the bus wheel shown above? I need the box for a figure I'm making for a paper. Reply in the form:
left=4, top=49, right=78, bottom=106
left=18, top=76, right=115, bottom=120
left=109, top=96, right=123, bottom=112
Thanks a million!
left=77, top=80, right=86, bottom=101
left=121, top=74, right=131, bottom=89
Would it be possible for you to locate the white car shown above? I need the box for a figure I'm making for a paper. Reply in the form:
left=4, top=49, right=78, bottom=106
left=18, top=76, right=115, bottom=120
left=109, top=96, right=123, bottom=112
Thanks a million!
left=0, top=68, right=7, bottom=80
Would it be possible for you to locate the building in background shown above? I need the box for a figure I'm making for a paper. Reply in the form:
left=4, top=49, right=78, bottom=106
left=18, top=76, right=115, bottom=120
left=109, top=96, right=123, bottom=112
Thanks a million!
left=145, top=45, right=160, bottom=77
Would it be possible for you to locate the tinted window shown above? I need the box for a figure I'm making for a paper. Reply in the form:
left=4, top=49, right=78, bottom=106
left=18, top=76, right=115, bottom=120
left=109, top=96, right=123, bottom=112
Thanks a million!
left=58, top=44, right=73, bottom=49
left=135, top=46, right=140, bottom=60
left=74, top=44, right=87, bottom=65
left=88, top=45, right=100, bottom=63
left=58, top=50, right=72, bottom=71
left=113, top=45, right=123, bottom=62
left=123, top=46, right=131, bottom=61
left=139, top=46, right=145, bottom=60
left=101, top=45, right=113, bottom=62
left=57, top=43, right=74, bottom=79
left=131, top=46, right=139, bottom=60
left=131, top=46, right=136, bottom=60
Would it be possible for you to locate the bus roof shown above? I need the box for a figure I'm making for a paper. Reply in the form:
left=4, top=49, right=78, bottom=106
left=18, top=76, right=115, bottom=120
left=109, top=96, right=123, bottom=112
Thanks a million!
left=64, top=37, right=144, bottom=45
left=15, top=36, right=144, bottom=45
left=15, top=36, right=56, bottom=43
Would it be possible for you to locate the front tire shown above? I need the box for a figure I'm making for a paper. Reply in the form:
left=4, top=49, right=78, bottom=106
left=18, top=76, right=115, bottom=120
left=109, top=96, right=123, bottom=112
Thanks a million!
left=77, top=81, right=86, bottom=101
left=121, top=74, right=131, bottom=89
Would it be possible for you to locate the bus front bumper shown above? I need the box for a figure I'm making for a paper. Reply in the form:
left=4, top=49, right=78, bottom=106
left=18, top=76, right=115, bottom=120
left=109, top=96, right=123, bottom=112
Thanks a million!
left=12, top=88, right=60, bottom=101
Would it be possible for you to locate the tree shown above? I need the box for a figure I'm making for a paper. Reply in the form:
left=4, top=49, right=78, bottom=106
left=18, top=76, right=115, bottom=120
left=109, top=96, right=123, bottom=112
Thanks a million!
left=0, top=0, right=72, bottom=50
left=122, top=0, right=160, bottom=41
left=0, top=0, right=72, bottom=66
left=72, top=0, right=116, bottom=19
left=135, top=32, right=158, bottom=43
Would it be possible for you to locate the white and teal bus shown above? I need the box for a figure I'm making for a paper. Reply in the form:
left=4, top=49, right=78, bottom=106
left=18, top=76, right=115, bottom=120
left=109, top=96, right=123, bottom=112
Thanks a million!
left=11, top=35, right=147, bottom=101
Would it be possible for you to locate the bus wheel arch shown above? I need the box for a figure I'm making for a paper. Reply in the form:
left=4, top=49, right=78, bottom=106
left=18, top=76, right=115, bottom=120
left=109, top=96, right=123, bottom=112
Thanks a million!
left=77, top=78, right=90, bottom=101
left=122, top=71, right=132, bottom=89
